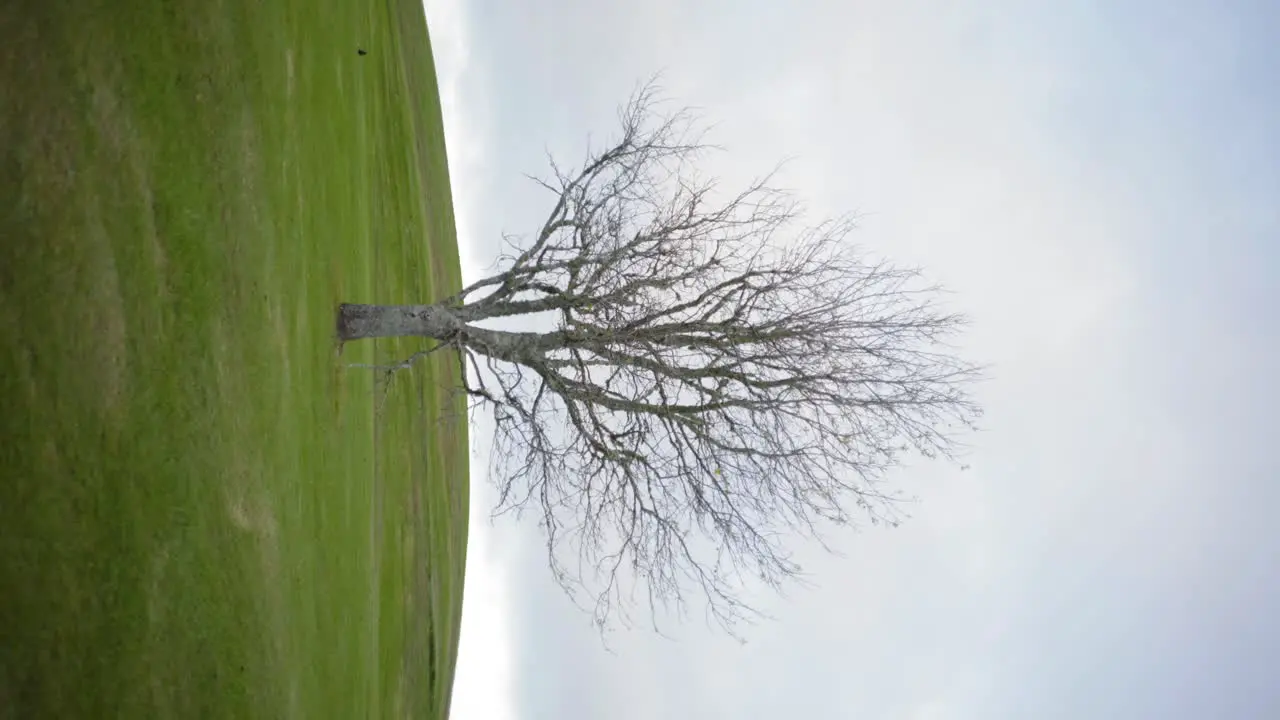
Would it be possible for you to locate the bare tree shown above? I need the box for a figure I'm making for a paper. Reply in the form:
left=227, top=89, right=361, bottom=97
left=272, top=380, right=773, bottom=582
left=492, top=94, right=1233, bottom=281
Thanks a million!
left=337, top=82, right=982, bottom=633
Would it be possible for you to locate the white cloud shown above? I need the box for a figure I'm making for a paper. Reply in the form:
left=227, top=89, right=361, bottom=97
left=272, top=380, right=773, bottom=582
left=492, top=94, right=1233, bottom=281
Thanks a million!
left=420, top=2, right=516, bottom=719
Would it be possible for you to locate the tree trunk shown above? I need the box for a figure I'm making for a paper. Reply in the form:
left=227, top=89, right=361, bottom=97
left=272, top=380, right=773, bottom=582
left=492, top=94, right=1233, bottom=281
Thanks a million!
left=335, top=302, right=554, bottom=366
left=335, top=303, right=464, bottom=342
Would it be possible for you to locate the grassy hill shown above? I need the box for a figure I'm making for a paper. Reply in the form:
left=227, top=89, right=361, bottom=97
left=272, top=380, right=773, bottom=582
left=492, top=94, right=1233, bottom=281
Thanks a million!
left=0, top=0, right=468, bottom=717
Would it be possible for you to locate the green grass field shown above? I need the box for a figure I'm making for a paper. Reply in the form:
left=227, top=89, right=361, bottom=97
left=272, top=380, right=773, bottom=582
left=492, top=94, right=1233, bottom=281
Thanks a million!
left=0, top=0, right=468, bottom=717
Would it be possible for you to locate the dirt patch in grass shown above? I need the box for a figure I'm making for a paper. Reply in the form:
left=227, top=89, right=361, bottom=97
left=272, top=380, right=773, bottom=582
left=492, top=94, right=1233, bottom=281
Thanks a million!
left=77, top=195, right=130, bottom=429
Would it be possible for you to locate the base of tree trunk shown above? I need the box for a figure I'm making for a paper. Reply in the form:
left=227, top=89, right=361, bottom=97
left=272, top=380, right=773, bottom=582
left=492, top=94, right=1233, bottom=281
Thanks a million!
left=336, top=303, right=396, bottom=343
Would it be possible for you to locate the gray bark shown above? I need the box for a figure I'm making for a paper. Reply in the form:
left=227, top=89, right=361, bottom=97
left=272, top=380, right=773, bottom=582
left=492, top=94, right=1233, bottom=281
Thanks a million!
left=336, top=302, right=550, bottom=366
left=336, top=303, right=460, bottom=341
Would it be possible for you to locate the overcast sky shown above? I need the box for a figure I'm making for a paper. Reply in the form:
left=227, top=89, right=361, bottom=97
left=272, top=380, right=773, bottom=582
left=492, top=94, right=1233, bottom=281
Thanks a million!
left=426, top=1, right=1280, bottom=718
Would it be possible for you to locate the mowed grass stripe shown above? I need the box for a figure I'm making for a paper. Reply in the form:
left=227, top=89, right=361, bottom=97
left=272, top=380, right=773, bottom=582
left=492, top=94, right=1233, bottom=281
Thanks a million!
left=0, top=1, right=467, bottom=718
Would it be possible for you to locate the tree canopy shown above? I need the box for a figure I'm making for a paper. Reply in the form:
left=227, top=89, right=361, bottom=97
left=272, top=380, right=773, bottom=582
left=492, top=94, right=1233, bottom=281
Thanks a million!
left=338, top=81, right=982, bottom=633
